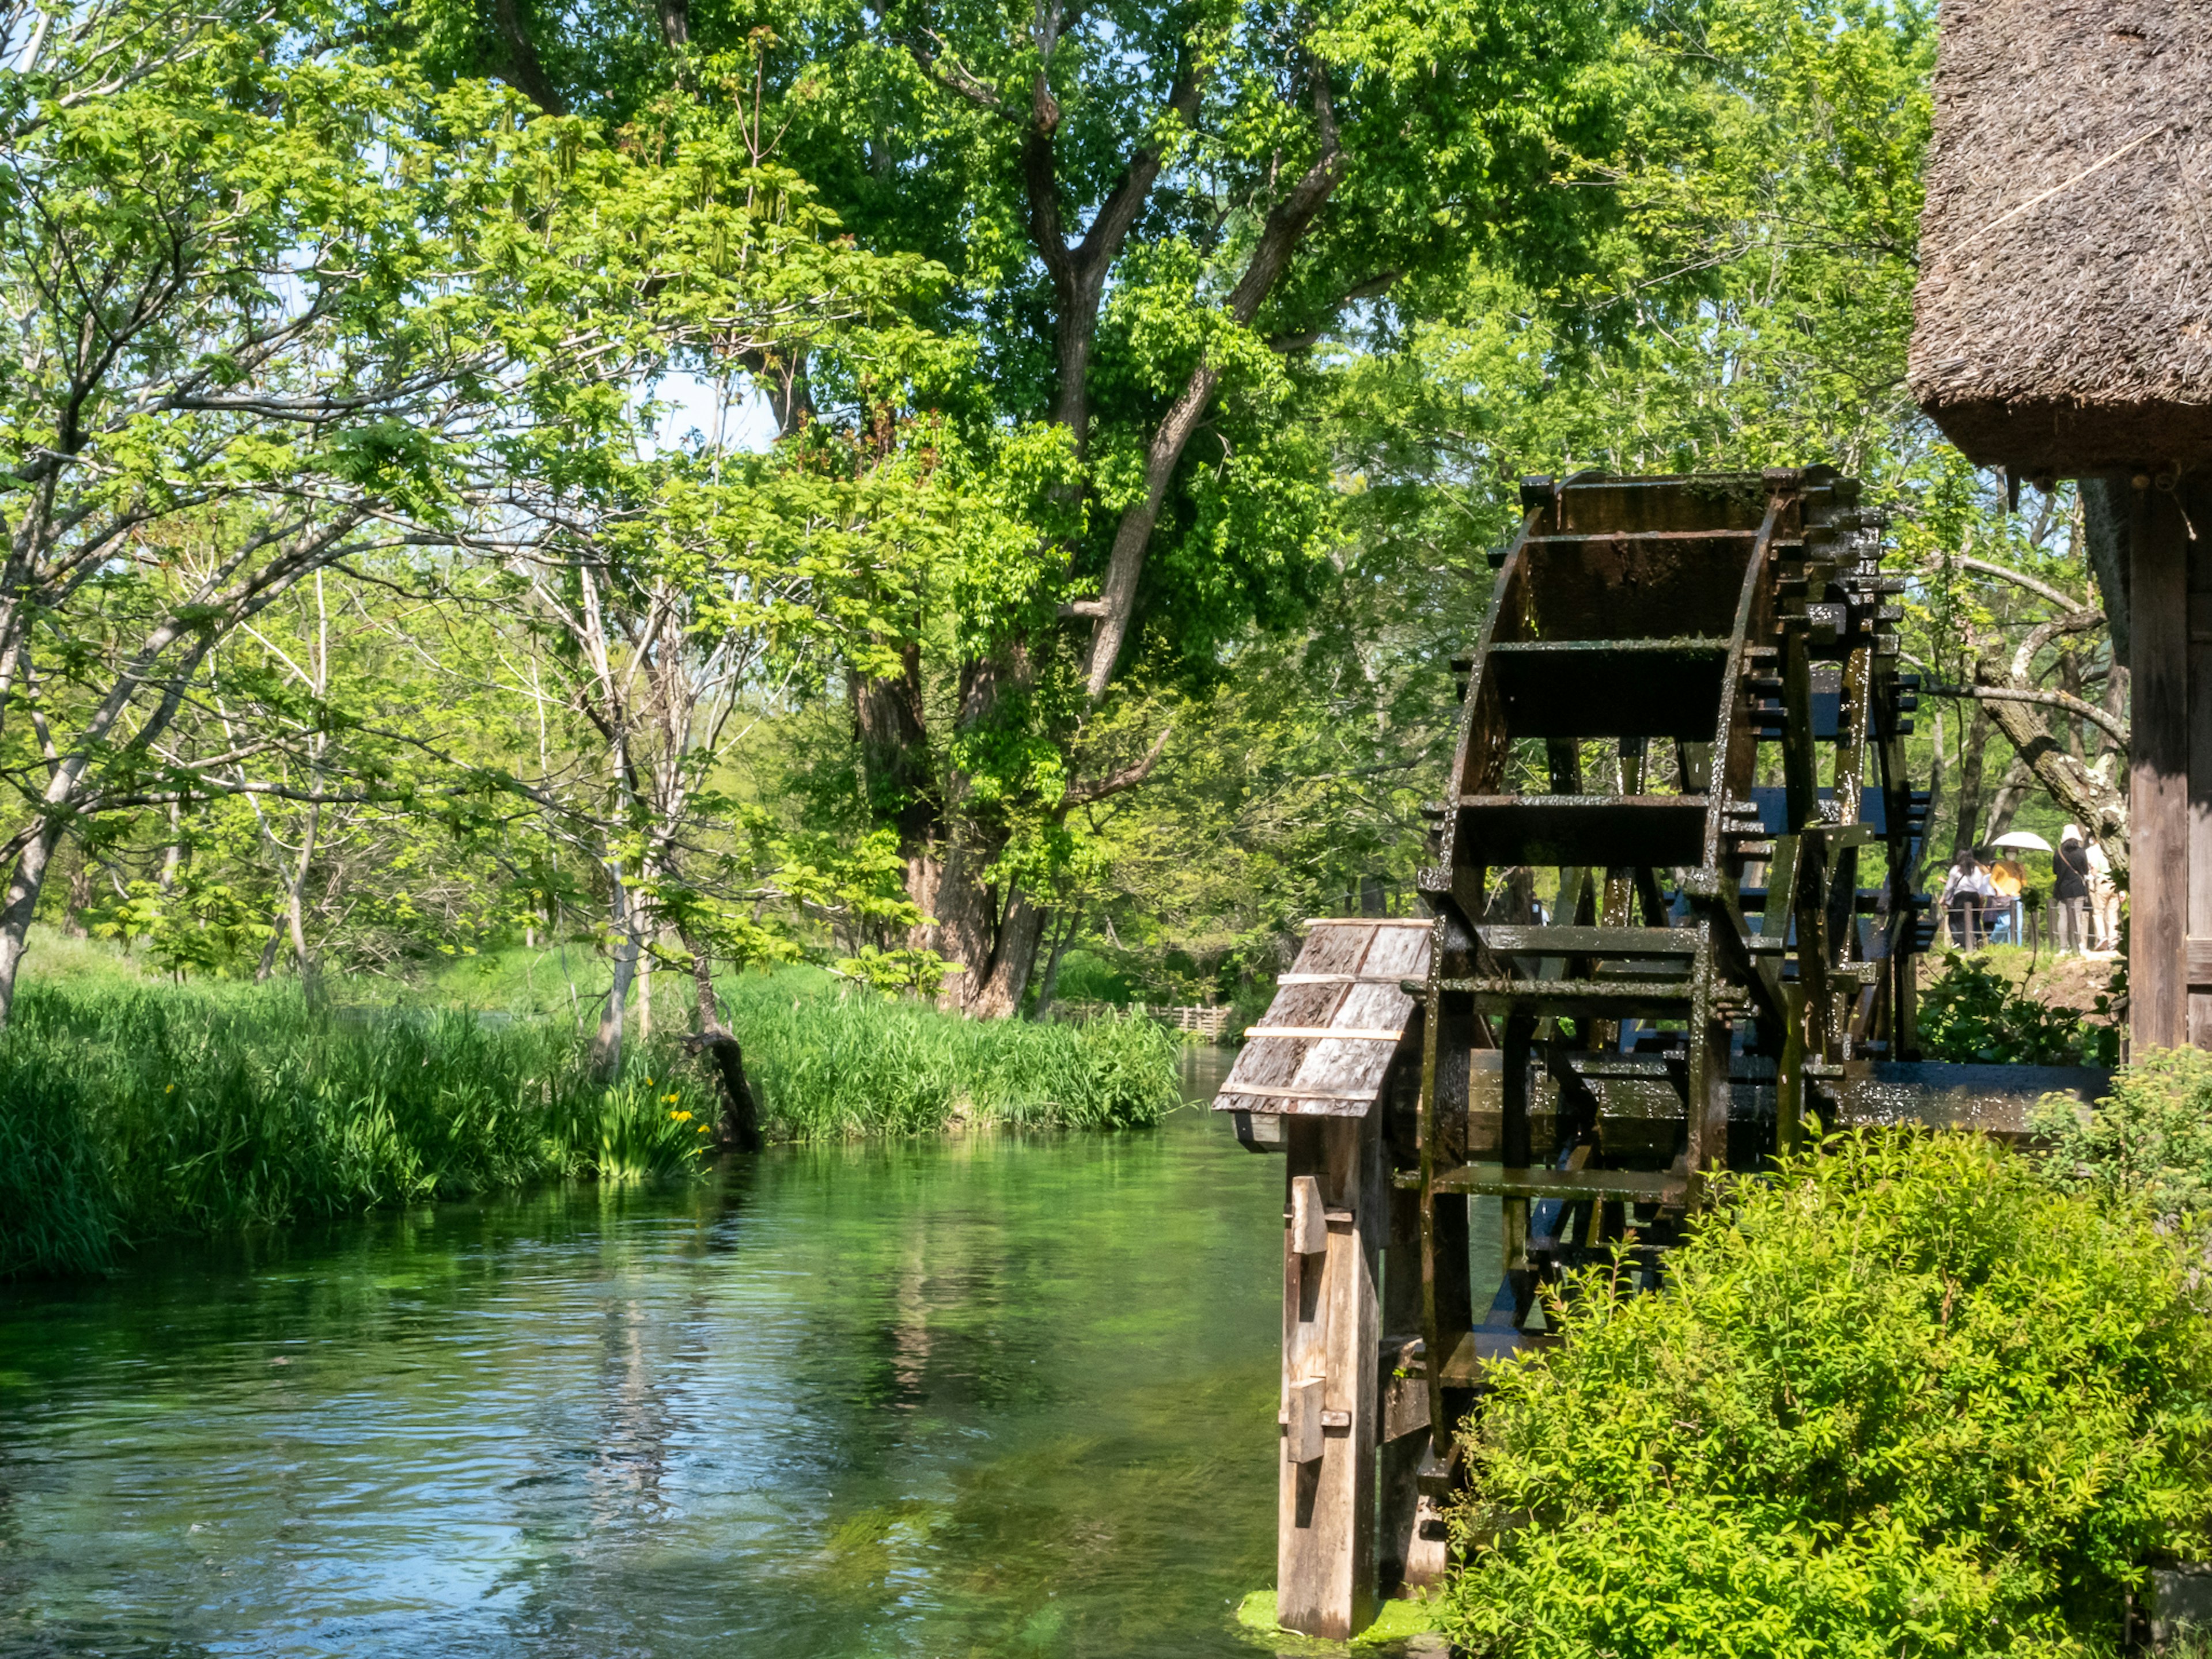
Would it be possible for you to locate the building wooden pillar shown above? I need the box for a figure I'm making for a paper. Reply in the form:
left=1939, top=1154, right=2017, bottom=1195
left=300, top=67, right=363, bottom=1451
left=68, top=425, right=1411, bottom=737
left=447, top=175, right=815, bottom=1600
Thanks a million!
left=2137, top=475, right=2212, bottom=1051
left=2190, top=479, right=2212, bottom=1047
left=1278, top=1111, right=1384, bottom=1640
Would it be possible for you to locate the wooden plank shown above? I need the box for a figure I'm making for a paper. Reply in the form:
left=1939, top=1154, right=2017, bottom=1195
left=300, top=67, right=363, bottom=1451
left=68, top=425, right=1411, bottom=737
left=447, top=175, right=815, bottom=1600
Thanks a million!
left=1454, top=796, right=1707, bottom=869
left=1285, top=1377, right=1325, bottom=1463
left=1377, top=1186, right=1434, bottom=1592
left=1278, top=1112, right=1383, bottom=1641
left=1278, top=973, right=1417, bottom=986
left=1290, top=1175, right=1328, bottom=1254
left=1426, top=1162, right=1687, bottom=1202
left=1476, top=924, right=1702, bottom=957
left=2189, top=935, right=2212, bottom=988
left=2191, top=494, right=2212, bottom=1043
left=1245, top=1027, right=1407, bottom=1041
left=1306, top=916, right=1432, bottom=929
left=1442, top=978, right=1697, bottom=1018
left=2137, top=479, right=2190, bottom=1049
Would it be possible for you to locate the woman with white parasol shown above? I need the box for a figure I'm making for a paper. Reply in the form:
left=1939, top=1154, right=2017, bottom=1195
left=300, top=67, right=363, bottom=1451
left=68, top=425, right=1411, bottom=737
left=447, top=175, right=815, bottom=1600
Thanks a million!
left=1991, top=831, right=2052, bottom=946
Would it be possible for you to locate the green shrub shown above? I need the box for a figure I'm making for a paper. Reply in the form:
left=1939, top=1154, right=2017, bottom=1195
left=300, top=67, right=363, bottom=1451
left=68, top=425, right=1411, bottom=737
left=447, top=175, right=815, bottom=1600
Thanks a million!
left=1919, top=953, right=2120, bottom=1066
left=1442, top=1132, right=2212, bottom=1659
left=2033, top=1046, right=2212, bottom=1224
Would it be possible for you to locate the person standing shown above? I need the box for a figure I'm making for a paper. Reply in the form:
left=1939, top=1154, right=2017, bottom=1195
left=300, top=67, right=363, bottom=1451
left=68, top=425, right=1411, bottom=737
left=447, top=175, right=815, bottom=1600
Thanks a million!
left=1988, top=849, right=2027, bottom=944
left=2083, top=836, right=2118, bottom=952
left=1939, top=848, right=1997, bottom=950
left=2053, top=827, right=2092, bottom=954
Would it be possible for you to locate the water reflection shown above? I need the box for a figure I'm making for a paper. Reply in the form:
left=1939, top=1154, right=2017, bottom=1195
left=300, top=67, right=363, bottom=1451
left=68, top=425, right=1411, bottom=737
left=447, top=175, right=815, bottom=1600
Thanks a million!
left=0, top=1047, right=1418, bottom=1658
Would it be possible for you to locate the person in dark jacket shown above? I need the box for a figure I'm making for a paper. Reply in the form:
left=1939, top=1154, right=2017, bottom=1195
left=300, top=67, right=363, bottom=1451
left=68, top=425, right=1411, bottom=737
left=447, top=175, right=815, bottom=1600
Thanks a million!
left=2053, top=826, right=2092, bottom=954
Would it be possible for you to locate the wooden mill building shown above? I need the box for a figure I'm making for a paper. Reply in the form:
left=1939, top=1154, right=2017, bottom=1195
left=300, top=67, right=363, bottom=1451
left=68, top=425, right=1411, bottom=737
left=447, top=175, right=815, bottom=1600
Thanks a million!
left=1909, top=0, right=2212, bottom=1046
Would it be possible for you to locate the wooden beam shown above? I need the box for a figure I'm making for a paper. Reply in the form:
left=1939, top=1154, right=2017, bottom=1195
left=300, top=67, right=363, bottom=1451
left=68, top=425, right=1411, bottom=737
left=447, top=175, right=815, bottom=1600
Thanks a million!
left=2135, top=477, right=2190, bottom=1050
left=1278, top=1112, right=1384, bottom=1640
left=2189, top=481, right=2212, bottom=1045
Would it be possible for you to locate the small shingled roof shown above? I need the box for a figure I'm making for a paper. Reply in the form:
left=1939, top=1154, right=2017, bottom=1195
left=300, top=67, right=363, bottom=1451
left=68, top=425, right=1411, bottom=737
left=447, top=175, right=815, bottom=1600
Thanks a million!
left=1213, top=919, right=1430, bottom=1119
left=1908, top=0, right=2212, bottom=472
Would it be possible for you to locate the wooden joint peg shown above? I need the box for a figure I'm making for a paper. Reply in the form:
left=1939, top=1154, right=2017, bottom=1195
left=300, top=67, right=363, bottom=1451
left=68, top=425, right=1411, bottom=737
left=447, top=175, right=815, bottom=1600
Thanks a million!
left=1285, top=1376, right=1325, bottom=1463
left=1289, top=1175, right=1327, bottom=1255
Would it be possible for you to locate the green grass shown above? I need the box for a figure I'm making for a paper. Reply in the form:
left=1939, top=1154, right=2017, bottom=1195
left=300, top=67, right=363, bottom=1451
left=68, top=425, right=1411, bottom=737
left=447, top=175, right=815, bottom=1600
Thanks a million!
left=0, top=977, right=715, bottom=1280
left=719, top=972, right=1183, bottom=1137
left=0, top=957, right=1182, bottom=1280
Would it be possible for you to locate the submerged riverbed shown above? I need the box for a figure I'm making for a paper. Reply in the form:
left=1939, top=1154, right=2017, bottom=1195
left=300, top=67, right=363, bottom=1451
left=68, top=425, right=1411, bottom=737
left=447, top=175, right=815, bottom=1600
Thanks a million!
left=0, top=1050, right=1394, bottom=1657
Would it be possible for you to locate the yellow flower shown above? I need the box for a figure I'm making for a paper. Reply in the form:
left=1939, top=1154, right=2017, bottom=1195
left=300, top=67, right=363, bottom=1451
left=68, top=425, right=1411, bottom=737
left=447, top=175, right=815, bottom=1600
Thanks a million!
left=668, top=1109, right=692, bottom=1123
left=165, top=1084, right=175, bottom=1094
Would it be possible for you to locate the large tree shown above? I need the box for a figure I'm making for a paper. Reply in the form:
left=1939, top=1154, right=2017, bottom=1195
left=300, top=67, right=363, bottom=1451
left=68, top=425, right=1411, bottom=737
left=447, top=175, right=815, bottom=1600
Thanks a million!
left=393, top=0, right=1646, bottom=1013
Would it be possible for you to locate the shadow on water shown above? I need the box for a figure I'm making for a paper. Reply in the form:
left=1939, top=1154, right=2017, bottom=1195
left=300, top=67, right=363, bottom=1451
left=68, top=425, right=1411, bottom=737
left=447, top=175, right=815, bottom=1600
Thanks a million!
left=0, top=1044, right=1426, bottom=1657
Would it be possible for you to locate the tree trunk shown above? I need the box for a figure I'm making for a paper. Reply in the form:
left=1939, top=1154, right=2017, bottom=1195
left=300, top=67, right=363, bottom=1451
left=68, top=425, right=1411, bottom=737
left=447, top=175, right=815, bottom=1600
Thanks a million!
left=62, top=848, right=91, bottom=938
left=593, top=865, right=640, bottom=1078
left=1983, top=757, right=2035, bottom=843
left=0, top=819, right=65, bottom=1028
left=2081, top=474, right=2133, bottom=664
left=1031, top=906, right=1081, bottom=1021
left=683, top=937, right=761, bottom=1150
left=1951, top=704, right=1993, bottom=854
left=1971, top=657, right=2130, bottom=878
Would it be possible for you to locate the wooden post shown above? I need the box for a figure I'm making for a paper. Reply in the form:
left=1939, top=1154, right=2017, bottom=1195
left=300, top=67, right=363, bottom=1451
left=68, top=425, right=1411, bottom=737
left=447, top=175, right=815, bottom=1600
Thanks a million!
left=2135, top=475, right=2190, bottom=1050
left=1278, top=1110, right=1384, bottom=1639
left=2187, top=476, right=2212, bottom=1046
left=1377, top=1183, right=1443, bottom=1592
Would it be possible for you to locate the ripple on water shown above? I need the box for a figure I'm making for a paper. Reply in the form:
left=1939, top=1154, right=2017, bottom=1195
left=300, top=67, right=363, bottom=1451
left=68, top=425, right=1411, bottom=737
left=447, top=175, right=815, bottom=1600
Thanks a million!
left=0, top=1059, right=1450, bottom=1658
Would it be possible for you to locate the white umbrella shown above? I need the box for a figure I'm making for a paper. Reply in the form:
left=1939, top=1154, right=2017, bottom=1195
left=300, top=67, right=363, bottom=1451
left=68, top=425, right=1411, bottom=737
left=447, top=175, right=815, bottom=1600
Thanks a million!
left=1990, top=830, right=2053, bottom=853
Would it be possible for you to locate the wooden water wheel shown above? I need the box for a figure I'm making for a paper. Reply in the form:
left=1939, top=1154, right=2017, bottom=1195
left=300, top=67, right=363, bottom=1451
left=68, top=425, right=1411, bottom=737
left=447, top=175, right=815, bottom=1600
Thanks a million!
left=1410, top=467, right=1927, bottom=1487
left=1213, top=468, right=1931, bottom=1638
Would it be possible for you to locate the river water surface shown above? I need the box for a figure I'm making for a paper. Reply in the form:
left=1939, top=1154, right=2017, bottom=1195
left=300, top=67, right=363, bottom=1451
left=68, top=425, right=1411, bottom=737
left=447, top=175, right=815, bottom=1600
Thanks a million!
left=0, top=1050, right=1370, bottom=1658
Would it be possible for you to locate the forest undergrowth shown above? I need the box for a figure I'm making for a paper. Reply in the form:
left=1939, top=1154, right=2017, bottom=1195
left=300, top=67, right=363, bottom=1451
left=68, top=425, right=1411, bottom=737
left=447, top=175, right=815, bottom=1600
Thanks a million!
left=0, top=964, right=1180, bottom=1280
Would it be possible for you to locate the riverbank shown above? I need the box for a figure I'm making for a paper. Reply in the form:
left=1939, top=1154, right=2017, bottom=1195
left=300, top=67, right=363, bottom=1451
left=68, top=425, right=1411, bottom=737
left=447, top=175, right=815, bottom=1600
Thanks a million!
left=0, top=963, right=1182, bottom=1279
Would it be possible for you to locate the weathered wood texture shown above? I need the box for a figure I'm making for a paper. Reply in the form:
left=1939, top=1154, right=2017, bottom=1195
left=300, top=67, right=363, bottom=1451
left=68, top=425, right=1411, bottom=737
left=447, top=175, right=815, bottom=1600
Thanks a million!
left=2137, top=478, right=2191, bottom=1049
left=2187, top=476, right=2212, bottom=1047
left=1278, top=1112, right=1385, bottom=1641
left=1218, top=920, right=1431, bottom=1118
left=1377, top=1185, right=1442, bottom=1592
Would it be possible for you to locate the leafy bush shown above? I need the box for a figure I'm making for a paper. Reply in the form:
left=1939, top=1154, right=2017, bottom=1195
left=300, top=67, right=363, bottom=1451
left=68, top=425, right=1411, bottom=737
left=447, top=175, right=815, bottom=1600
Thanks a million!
left=1442, top=1133, right=2212, bottom=1659
left=1919, top=954, right=2120, bottom=1066
left=2033, top=1046, right=2212, bottom=1224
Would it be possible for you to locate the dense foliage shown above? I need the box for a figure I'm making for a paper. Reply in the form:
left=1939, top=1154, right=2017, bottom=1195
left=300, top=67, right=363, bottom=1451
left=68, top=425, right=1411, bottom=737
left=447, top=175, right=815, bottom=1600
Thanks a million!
left=2033, top=1046, right=2212, bottom=1224
left=1917, top=954, right=2121, bottom=1067
left=1443, top=1134, right=2212, bottom=1658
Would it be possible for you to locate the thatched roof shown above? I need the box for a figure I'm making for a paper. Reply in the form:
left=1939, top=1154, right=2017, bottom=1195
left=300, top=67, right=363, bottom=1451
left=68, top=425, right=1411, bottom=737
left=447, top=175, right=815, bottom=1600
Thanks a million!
left=1908, top=0, right=2212, bottom=473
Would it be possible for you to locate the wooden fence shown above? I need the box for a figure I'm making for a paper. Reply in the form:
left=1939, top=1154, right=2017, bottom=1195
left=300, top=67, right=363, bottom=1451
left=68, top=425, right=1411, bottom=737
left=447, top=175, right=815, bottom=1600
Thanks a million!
left=1055, top=999, right=1233, bottom=1040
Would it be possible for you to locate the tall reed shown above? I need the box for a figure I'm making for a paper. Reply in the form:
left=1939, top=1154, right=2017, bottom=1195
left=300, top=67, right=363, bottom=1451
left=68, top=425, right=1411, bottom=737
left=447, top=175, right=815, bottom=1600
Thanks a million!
left=0, top=980, right=711, bottom=1279
left=722, top=977, right=1183, bottom=1138
left=0, top=974, right=1181, bottom=1279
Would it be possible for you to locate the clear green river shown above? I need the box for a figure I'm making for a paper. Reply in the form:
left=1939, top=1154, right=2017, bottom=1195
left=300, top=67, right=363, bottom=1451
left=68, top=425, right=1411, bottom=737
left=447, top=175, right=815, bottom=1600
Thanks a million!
left=0, top=1050, right=1429, bottom=1657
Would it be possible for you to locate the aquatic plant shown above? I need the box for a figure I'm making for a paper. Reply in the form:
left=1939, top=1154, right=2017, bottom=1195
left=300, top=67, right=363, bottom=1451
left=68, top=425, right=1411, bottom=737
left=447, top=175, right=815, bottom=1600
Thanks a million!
left=0, top=973, right=1182, bottom=1278
left=1442, top=1132, right=2212, bottom=1659
left=0, top=980, right=711, bottom=1279
left=718, top=975, right=1181, bottom=1139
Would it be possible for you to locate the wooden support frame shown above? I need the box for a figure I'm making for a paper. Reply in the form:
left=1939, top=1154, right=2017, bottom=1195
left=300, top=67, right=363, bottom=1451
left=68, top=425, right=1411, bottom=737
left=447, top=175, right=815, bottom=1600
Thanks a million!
left=1278, top=1110, right=1385, bottom=1640
left=2138, top=475, right=2199, bottom=1050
